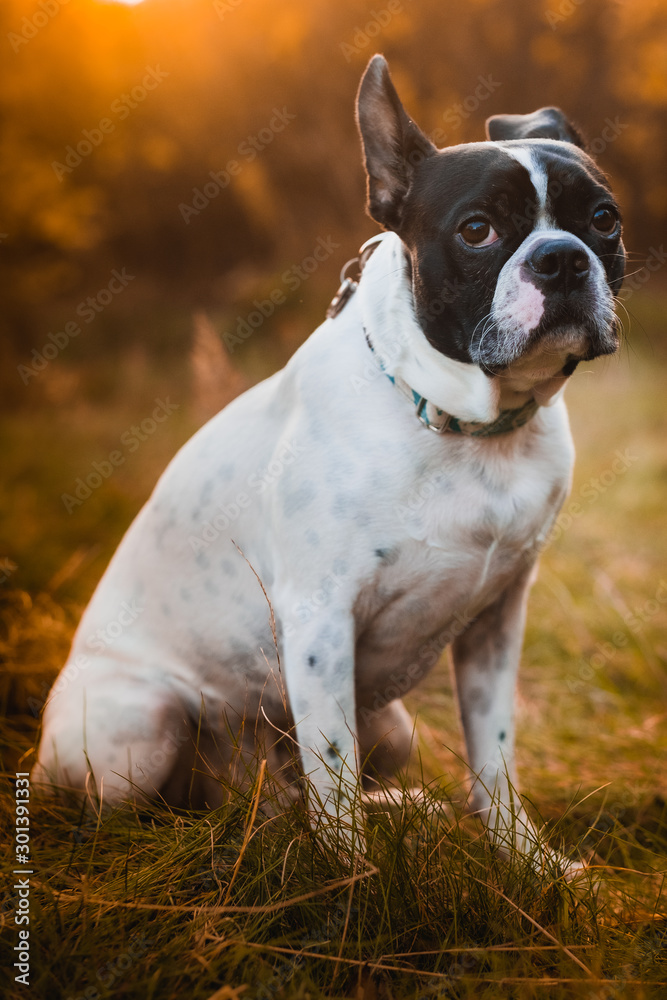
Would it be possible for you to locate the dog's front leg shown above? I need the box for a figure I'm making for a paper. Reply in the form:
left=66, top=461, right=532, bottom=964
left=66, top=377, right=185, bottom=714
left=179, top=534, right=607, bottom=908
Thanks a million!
left=450, top=567, right=537, bottom=855
left=279, top=609, right=363, bottom=846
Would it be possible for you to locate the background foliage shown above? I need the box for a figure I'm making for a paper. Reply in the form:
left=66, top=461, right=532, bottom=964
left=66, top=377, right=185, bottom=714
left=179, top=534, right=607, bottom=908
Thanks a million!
left=2, top=0, right=667, bottom=396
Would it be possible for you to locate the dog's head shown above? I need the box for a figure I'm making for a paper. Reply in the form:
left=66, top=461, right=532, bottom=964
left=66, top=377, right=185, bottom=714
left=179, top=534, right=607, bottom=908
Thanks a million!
left=356, top=55, right=625, bottom=402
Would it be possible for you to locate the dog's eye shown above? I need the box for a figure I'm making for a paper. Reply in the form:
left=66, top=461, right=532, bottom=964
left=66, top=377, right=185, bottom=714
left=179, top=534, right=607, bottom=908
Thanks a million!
left=459, top=218, right=499, bottom=247
left=591, top=206, right=619, bottom=236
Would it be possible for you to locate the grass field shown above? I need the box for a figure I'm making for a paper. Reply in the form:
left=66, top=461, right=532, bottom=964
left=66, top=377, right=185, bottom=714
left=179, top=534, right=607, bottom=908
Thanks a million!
left=1, top=291, right=666, bottom=998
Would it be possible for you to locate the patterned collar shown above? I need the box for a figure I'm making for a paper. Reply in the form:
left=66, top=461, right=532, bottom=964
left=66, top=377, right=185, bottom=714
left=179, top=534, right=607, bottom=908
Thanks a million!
left=363, top=329, right=539, bottom=437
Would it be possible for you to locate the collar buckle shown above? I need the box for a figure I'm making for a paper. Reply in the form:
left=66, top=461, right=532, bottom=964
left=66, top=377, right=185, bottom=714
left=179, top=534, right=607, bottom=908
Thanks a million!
left=326, top=234, right=385, bottom=319
left=326, top=276, right=357, bottom=319
left=416, top=397, right=451, bottom=434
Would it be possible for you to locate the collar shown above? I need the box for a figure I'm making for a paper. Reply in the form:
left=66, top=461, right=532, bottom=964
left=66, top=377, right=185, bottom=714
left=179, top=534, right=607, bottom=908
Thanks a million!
left=328, top=232, right=540, bottom=437
left=363, top=328, right=539, bottom=436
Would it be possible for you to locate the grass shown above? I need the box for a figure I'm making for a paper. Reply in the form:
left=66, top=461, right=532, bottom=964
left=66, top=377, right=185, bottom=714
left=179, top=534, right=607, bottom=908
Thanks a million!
left=1, top=291, right=667, bottom=998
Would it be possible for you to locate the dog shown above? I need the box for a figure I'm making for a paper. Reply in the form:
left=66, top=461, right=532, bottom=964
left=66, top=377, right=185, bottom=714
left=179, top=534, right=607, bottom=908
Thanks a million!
left=34, top=55, right=625, bottom=863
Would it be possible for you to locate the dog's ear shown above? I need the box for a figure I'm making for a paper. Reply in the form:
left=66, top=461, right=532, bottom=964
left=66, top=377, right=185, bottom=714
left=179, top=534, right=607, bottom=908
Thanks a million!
left=356, top=54, right=437, bottom=229
left=485, top=107, right=585, bottom=149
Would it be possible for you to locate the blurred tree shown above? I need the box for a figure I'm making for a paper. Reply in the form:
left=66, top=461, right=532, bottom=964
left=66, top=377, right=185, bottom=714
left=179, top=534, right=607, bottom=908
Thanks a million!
left=1, top=0, right=665, bottom=402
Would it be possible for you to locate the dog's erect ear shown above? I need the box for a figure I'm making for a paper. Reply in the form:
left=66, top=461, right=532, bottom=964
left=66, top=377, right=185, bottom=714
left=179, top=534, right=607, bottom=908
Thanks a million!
left=485, top=107, right=585, bottom=149
left=356, top=54, right=437, bottom=229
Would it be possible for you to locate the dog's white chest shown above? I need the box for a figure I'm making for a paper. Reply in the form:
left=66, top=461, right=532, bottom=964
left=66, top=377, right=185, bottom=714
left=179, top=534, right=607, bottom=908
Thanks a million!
left=351, top=433, right=564, bottom=687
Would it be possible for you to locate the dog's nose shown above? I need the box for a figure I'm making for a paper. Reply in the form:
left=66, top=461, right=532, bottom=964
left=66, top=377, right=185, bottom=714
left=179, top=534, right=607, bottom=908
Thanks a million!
left=525, top=238, right=590, bottom=294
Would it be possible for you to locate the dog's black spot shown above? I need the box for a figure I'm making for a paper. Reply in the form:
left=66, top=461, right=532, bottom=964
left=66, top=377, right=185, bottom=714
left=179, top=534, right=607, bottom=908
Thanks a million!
left=327, top=741, right=340, bottom=761
left=332, top=558, right=348, bottom=578
left=499, top=731, right=506, bottom=742
left=467, top=685, right=492, bottom=715
left=332, top=493, right=354, bottom=519
left=204, top=578, right=220, bottom=596
left=375, top=546, right=400, bottom=565
left=221, top=559, right=237, bottom=578
left=283, top=481, right=318, bottom=517
left=199, top=479, right=215, bottom=507
left=218, top=462, right=236, bottom=482
left=471, top=463, right=502, bottom=493
left=318, top=624, right=344, bottom=650
left=196, top=552, right=211, bottom=570
left=307, top=655, right=318, bottom=668
left=154, top=515, right=176, bottom=550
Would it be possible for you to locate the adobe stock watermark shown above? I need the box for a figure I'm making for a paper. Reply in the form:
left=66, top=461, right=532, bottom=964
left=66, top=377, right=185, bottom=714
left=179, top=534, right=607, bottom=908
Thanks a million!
left=544, top=447, right=638, bottom=548
left=546, top=0, right=586, bottom=30
left=179, top=107, right=296, bottom=224
left=61, top=397, right=179, bottom=513
left=585, top=116, right=628, bottom=157
left=359, top=610, right=475, bottom=726
left=66, top=932, right=153, bottom=1000
left=0, top=557, right=18, bottom=585
left=566, top=578, right=667, bottom=695
left=131, top=730, right=190, bottom=785
left=27, top=599, right=145, bottom=718
left=617, top=245, right=667, bottom=305
left=431, top=76, right=502, bottom=142
left=340, top=0, right=412, bottom=62
left=478, top=115, right=626, bottom=242
left=282, top=569, right=349, bottom=638
left=255, top=905, right=351, bottom=999
left=213, top=0, right=244, bottom=18
left=350, top=331, right=406, bottom=395
left=8, top=0, right=69, bottom=54
left=13, top=774, right=32, bottom=987
left=223, top=236, right=340, bottom=351
left=51, top=66, right=169, bottom=181
left=42, top=601, right=145, bottom=711
left=390, top=76, right=503, bottom=156
left=188, top=438, right=306, bottom=552
left=17, top=268, right=136, bottom=384
left=416, top=954, right=478, bottom=1000
left=500, top=116, right=627, bottom=239
left=341, top=8, right=501, bottom=145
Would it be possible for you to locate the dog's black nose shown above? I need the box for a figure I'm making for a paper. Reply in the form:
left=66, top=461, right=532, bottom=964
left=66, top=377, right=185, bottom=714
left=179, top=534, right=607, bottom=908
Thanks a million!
left=526, top=238, right=590, bottom=294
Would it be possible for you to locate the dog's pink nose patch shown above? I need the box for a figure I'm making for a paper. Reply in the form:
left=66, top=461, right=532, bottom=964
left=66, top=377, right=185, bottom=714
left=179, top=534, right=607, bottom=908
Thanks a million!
left=513, top=276, right=545, bottom=332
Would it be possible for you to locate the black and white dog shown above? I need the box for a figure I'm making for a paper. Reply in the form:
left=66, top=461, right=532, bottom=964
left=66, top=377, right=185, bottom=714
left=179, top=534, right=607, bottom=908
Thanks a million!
left=35, top=56, right=625, bottom=862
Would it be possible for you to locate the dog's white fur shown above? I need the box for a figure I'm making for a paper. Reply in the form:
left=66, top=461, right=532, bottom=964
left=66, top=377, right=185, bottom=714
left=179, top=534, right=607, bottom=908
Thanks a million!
left=34, top=223, right=593, bottom=856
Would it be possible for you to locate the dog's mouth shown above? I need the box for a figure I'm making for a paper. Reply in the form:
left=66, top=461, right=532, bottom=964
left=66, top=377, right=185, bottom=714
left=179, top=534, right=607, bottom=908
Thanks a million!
left=487, top=315, right=620, bottom=406
left=476, top=300, right=619, bottom=362
left=489, top=348, right=580, bottom=406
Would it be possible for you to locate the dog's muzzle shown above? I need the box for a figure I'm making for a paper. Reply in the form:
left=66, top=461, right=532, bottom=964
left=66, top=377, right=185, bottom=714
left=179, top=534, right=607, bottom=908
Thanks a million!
left=476, top=229, right=618, bottom=368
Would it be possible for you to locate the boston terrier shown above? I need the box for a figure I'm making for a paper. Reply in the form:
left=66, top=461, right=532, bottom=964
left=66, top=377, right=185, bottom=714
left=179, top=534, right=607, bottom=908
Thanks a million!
left=34, top=55, right=625, bottom=868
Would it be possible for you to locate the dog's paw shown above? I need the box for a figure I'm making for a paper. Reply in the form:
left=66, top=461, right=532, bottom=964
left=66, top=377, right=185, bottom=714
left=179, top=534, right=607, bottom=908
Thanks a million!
left=521, top=844, right=601, bottom=887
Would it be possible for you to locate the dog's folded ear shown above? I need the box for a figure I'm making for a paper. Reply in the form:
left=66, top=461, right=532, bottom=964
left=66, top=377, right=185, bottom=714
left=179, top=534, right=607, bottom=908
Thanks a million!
left=356, top=54, right=437, bottom=230
left=485, top=107, right=585, bottom=148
